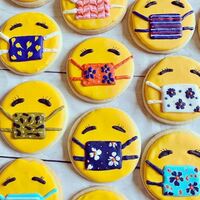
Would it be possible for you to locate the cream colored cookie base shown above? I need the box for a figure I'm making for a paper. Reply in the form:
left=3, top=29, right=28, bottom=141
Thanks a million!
left=60, top=1, right=127, bottom=35
left=71, top=186, right=128, bottom=200
left=142, top=62, right=200, bottom=125
left=11, top=0, right=50, bottom=8
left=128, top=3, right=195, bottom=54
left=68, top=107, right=141, bottom=182
left=140, top=129, right=199, bottom=200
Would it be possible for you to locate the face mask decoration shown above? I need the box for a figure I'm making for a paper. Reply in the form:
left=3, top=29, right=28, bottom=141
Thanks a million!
left=145, top=160, right=200, bottom=197
left=0, top=31, right=59, bottom=62
left=63, top=0, right=124, bottom=20
left=146, top=81, right=200, bottom=113
left=69, top=56, right=132, bottom=86
left=0, top=188, right=57, bottom=200
left=0, top=105, right=64, bottom=139
left=72, top=136, right=139, bottom=170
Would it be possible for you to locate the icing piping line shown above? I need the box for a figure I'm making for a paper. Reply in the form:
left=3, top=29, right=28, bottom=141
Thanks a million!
left=122, top=136, right=138, bottom=149
left=145, top=160, right=163, bottom=175
left=182, top=10, right=194, bottom=20
left=72, top=137, right=85, bottom=149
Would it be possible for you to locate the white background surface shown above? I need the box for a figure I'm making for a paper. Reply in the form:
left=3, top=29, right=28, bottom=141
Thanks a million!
left=0, top=0, right=200, bottom=199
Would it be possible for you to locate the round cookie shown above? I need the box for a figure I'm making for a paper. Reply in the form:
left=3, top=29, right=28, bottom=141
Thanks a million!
left=60, top=0, right=127, bottom=34
left=0, top=80, right=68, bottom=154
left=11, top=0, right=50, bottom=7
left=0, top=158, right=62, bottom=200
left=143, top=56, right=200, bottom=124
left=141, top=129, right=200, bottom=200
left=68, top=107, right=141, bottom=183
left=67, top=37, right=134, bottom=103
left=71, top=186, right=127, bottom=200
left=128, top=0, right=195, bottom=53
left=0, top=12, right=62, bottom=75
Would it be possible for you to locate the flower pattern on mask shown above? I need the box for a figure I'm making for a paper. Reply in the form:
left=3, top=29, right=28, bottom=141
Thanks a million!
left=175, top=99, right=186, bottom=110
left=108, top=152, right=121, bottom=167
left=169, top=171, right=184, bottom=186
left=186, top=182, right=199, bottom=195
left=166, top=88, right=176, bottom=98
left=185, top=88, right=195, bottom=99
left=84, top=67, right=97, bottom=79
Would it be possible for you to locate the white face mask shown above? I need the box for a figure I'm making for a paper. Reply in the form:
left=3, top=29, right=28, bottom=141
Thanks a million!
left=146, top=81, right=200, bottom=113
left=0, top=31, right=60, bottom=62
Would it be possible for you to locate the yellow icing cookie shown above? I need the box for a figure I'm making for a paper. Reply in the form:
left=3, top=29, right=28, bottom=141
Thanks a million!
left=72, top=186, right=127, bottom=200
left=67, top=37, right=134, bottom=102
left=128, top=0, right=195, bottom=53
left=141, top=129, right=200, bottom=200
left=0, top=12, right=61, bottom=75
left=11, top=0, right=49, bottom=7
left=0, top=158, right=62, bottom=200
left=60, top=0, right=127, bottom=34
left=143, top=56, right=200, bottom=124
left=68, top=107, right=141, bottom=183
left=0, top=81, right=68, bottom=154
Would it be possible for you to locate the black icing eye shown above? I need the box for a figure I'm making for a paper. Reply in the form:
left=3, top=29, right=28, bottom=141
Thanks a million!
left=2, top=177, right=16, bottom=186
left=171, top=1, right=185, bottom=8
left=112, top=125, right=126, bottom=133
left=188, top=150, right=200, bottom=158
left=36, top=22, right=49, bottom=29
left=145, top=1, right=157, bottom=8
left=32, top=177, right=46, bottom=185
left=38, top=98, right=52, bottom=107
left=80, top=49, right=93, bottom=57
left=158, top=68, right=173, bottom=75
left=11, top=98, right=24, bottom=107
left=107, top=48, right=120, bottom=56
left=158, top=149, right=173, bottom=159
left=82, top=126, right=96, bottom=134
left=190, top=69, right=200, bottom=77
left=10, top=23, right=23, bottom=31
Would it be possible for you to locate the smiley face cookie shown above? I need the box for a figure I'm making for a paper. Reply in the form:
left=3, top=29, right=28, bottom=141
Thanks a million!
left=128, top=0, right=195, bottom=53
left=72, top=186, right=127, bottom=200
left=68, top=107, right=141, bottom=183
left=67, top=37, right=133, bottom=102
left=143, top=56, right=200, bottom=124
left=0, top=12, right=61, bottom=75
left=0, top=158, right=62, bottom=200
left=11, top=0, right=49, bottom=7
left=141, top=129, right=200, bottom=199
left=0, top=81, right=67, bottom=154
left=60, top=0, right=127, bottom=34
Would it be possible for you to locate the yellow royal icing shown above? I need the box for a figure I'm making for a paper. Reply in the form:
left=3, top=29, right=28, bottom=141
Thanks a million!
left=69, top=107, right=141, bottom=183
left=0, top=81, right=68, bottom=153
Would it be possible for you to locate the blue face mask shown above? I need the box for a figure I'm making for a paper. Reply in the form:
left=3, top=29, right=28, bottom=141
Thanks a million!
left=0, top=188, right=57, bottom=200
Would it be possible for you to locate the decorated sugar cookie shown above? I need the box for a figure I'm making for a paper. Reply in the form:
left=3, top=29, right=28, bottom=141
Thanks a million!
left=72, top=186, right=127, bottom=200
left=68, top=107, right=141, bottom=183
left=128, top=0, right=195, bottom=53
left=11, top=0, right=49, bottom=7
left=0, top=81, right=68, bottom=153
left=0, top=12, right=61, bottom=75
left=141, top=129, right=200, bottom=199
left=67, top=37, right=133, bottom=102
left=143, top=56, right=200, bottom=124
left=0, top=158, right=62, bottom=200
left=60, top=0, right=127, bottom=34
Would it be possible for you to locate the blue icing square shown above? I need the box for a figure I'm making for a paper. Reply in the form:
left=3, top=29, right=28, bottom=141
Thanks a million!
left=9, top=35, right=44, bottom=62
left=163, top=165, right=200, bottom=197
left=85, top=141, right=122, bottom=171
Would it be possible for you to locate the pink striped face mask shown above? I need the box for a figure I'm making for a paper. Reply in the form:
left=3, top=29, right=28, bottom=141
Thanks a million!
left=63, top=0, right=124, bottom=20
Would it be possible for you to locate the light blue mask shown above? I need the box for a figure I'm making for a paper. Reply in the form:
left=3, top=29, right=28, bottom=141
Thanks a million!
left=0, top=188, right=57, bottom=200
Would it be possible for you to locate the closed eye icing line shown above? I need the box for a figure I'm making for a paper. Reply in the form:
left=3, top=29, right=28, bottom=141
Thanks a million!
left=158, top=149, right=173, bottom=159
left=158, top=68, right=173, bottom=75
left=2, top=177, right=16, bottom=186
left=32, top=177, right=46, bottom=184
left=80, top=49, right=93, bottom=57
left=145, top=1, right=157, bottom=8
left=188, top=150, right=200, bottom=158
left=82, top=126, right=96, bottom=134
left=107, top=48, right=120, bottom=56
left=36, top=22, right=49, bottom=29
left=190, top=69, right=200, bottom=77
left=171, top=0, right=185, bottom=8
left=11, top=98, right=24, bottom=107
left=10, top=23, right=23, bottom=31
left=112, top=125, right=126, bottom=133
left=38, top=98, right=52, bottom=107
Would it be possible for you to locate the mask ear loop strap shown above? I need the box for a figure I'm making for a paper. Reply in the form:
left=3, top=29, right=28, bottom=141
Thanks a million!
left=146, top=160, right=163, bottom=175
left=146, top=180, right=163, bottom=187
left=44, top=188, right=58, bottom=199
left=69, top=58, right=84, bottom=70
left=146, top=81, right=161, bottom=91
left=0, top=32, right=9, bottom=42
left=45, top=105, right=64, bottom=122
left=114, top=55, right=133, bottom=69
left=0, top=106, right=13, bottom=121
left=132, top=11, right=149, bottom=21
left=43, top=31, right=60, bottom=41
left=111, top=4, right=125, bottom=8
left=122, top=136, right=138, bottom=149
left=63, top=8, right=78, bottom=14
left=0, top=128, right=12, bottom=132
left=182, top=10, right=194, bottom=20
